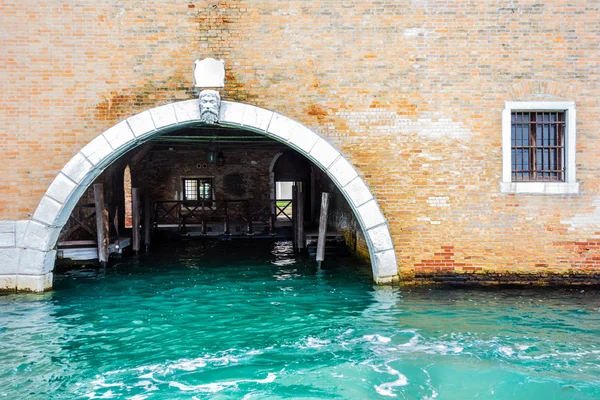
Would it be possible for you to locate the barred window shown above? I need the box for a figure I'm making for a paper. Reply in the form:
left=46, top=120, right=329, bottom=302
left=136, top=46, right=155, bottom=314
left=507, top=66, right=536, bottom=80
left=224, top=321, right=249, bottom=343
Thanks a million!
left=183, top=178, right=213, bottom=202
left=501, top=101, right=577, bottom=194
left=511, top=111, right=565, bottom=182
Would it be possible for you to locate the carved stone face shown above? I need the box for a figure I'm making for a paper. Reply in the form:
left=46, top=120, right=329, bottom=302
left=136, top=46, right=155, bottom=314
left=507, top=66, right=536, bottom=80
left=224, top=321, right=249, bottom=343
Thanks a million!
left=199, top=90, right=220, bottom=124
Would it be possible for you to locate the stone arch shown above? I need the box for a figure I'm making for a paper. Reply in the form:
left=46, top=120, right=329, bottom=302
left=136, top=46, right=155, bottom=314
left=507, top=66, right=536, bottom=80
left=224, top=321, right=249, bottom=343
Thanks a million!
left=19, top=100, right=398, bottom=291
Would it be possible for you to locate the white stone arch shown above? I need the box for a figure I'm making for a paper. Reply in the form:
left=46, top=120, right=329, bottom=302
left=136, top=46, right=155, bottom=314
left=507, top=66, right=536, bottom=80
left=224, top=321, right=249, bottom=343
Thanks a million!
left=19, top=100, right=398, bottom=291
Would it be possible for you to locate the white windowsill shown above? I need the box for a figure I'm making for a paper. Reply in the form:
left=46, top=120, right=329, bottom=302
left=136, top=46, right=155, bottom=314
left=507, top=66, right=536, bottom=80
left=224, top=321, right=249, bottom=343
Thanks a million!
left=500, top=181, right=579, bottom=194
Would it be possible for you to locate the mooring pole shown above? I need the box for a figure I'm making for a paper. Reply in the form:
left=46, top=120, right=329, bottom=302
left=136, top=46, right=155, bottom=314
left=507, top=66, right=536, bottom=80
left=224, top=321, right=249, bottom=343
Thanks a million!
left=292, top=184, right=298, bottom=251
left=297, top=182, right=305, bottom=252
left=93, top=183, right=110, bottom=266
left=144, top=190, right=151, bottom=253
left=223, top=201, right=230, bottom=235
left=132, top=187, right=141, bottom=253
left=316, top=192, right=330, bottom=267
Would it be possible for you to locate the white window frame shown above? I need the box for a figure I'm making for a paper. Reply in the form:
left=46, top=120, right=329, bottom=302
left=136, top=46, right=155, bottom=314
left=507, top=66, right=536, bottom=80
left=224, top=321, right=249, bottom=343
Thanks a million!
left=181, top=176, right=216, bottom=209
left=501, top=100, right=578, bottom=194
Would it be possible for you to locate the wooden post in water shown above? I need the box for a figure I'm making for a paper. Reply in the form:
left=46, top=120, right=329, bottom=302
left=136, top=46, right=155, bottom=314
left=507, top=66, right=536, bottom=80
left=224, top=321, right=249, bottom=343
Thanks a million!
left=144, top=190, right=151, bottom=253
left=93, top=183, right=110, bottom=266
left=223, top=201, right=230, bottom=235
left=292, top=184, right=298, bottom=250
left=132, top=188, right=141, bottom=253
left=316, top=192, right=330, bottom=267
left=296, top=182, right=305, bottom=252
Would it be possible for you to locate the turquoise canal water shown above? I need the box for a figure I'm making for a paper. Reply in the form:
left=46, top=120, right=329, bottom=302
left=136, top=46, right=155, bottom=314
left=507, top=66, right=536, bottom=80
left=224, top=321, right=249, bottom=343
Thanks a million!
left=1, top=240, right=600, bottom=399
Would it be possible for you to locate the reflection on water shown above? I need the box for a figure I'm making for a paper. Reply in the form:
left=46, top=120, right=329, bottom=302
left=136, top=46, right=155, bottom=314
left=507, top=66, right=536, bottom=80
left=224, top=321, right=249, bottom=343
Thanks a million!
left=1, top=240, right=599, bottom=399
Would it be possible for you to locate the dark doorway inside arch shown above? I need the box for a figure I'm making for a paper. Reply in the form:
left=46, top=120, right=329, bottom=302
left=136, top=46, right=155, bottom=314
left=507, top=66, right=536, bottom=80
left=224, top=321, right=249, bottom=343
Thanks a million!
left=55, top=125, right=371, bottom=269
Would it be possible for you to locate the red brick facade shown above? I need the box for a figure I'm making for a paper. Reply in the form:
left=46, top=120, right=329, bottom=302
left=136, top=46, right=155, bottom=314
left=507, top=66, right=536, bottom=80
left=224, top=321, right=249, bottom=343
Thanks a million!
left=2, top=1, right=600, bottom=283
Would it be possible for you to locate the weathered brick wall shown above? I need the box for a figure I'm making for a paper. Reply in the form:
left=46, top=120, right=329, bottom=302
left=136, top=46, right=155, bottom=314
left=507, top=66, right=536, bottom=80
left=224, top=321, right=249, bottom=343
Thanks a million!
left=131, top=148, right=280, bottom=208
left=2, top=1, right=600, bottom=281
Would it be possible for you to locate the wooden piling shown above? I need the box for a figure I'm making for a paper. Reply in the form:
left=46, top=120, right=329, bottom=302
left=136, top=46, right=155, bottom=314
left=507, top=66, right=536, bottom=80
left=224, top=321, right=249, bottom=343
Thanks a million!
left=316, top=192, right=330, bottom=266
left=292, top=184, right=298, bottom=250
left=93, top=183, right=110, bottom=265
left=223, top=201, right=230, bottom=235
left=144, top=190, right=151, bottom=253
left=132, top=188, right=141, bottom=253
left=296, top=182, right=305, bottom=252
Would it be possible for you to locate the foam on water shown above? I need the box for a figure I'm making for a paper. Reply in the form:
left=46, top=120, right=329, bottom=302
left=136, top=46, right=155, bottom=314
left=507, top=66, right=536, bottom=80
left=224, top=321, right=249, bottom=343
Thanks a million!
left=1, top=241, right=600, bottom=399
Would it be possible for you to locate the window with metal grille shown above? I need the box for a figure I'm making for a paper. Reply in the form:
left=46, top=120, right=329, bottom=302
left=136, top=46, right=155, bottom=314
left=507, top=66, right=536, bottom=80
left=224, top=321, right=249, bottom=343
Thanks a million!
left=511, top=111, right=565, bottom=182
left=183, top=178, right=213, bottom=202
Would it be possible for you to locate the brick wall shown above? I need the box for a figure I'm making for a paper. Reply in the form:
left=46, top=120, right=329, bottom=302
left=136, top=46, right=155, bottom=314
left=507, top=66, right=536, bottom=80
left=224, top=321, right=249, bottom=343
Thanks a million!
left=3, top=1, right=600, bottom=282
left=131, top=147, right=280, bottom=207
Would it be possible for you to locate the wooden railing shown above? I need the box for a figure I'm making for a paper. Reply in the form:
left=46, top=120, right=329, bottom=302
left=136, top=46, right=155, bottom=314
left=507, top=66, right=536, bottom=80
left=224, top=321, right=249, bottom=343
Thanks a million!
left=60, top=204, right=97, bottom=240
left=153, top=199, right=293, bottom=234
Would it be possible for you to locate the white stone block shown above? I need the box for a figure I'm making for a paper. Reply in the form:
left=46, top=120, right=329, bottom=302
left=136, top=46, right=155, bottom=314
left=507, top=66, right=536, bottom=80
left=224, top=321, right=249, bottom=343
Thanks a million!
left=81, top=134, right=113, bottom=166
left=344, top=177, right=373, bottom=208
left=17, top=273, right=53, bottom=293
left=127, top=111, right=156, bottom=138
left=0, top=231, right=15, bottom=248
left=0, top=249, right=19, bottom=274
left=61, top=152, right=93, bottom=184
left=367, top=225, right=394, bottom=253
left=19, top=249, right=56, bottom=275
left=193, top=58, right=225, bottom=88
left=174, top=100, right=201, bottom=122
left=45, top=173, right=77, bottom=204
left=22, top=221, right=60, bottom=252
left=288, top=125, right=319, bottom=153
left=32, top=196, right=63, bottom=227
left=242, top=106, right=273, bottom=132
left=0, top=275, right=17, bottom=291
left=357, top=200, right=386, bottom=230
left=373, top=249, right=398, bottom=279
left=309, top=139, right=340, bottom=169
left=0, top=222, right=15, bottom=248
left=150, top=104, right=178, bottom=129
left=219, top=101, right=245, bottom=125
left=267, top=113, right=298, bottom=141
left=102, top=120, right=135, bottom=151
left=328, top=156, right=358, bottom=187
left=15, top=221, right=28, bottom=248
left=0, top=221, right=15, bottom=233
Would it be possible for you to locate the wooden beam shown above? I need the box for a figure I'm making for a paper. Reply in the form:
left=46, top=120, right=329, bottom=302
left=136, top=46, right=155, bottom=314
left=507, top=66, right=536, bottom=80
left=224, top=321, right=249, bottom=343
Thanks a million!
left=316, top=192, right=330, bottom=267
left=144, top=190, right=151, bottom=253
left=93, top=183, right=110, bottom=265
left=296, top=182, right=305, bottom=252
left=292, top=184, right=298, bottom=250
left=223, top=201, right=230, bottom=235
left=132, top=188, right=141, bottom=253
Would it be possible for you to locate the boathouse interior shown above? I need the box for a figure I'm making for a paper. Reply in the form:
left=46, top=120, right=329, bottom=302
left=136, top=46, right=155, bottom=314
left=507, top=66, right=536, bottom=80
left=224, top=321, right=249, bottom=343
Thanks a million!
left=56, top=125, right=371, bottom=266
